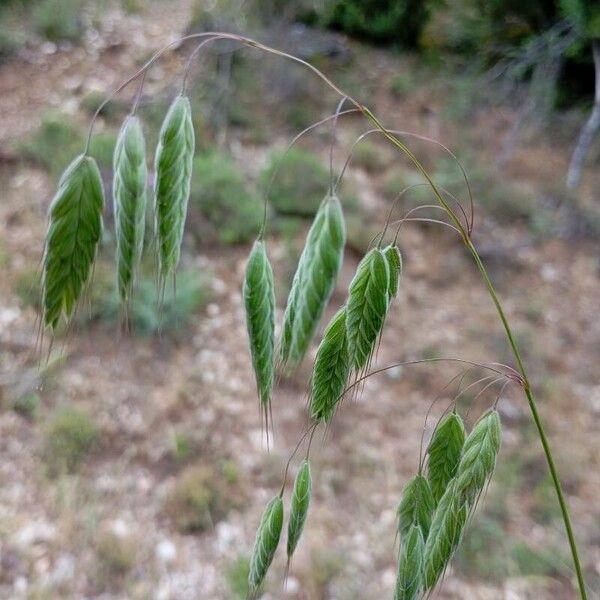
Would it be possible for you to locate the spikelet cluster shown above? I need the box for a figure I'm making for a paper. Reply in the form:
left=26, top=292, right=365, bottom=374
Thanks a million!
left=421, top=410, right=502, bottom=593
left=243, top=239, right=275, bottom=423
left=248, top=495, right=284, bottom=598
left=43, top=155, right=104, bottom=329
left=279, top=195, right=345, bottom=370
left=393, top=410, right=502, bottom=597
left=154, top=95, right=194, bottom=279
left=113, top=115, right=147, bottom=303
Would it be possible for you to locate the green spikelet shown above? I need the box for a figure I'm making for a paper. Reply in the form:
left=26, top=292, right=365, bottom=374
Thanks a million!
left=113, top=115, right=147, bottom=303
left=455, top=410, right=501, bottom=506
left=279, top=195, right=346, bottom=370
left=422, top=479, right=467, bottom=591
left=248, top=495, right=284, bottom=597
left=395, top=524, right=424, bottom=600
left=427, top=412, right=466, bottom=505
left=309, top=307, right=350, bottom=423
left=243, top=239, right=275, bottom=421
left=279, top=203, right=326, bottom=367
left=383, top=243, right=402, bottom=301
left=397, top=474, right=435, bottom=541
left=154, top=95, right=194, bottom=278
left=345, top=247, right=390, bottom=372
left=287, top=460, right=312, bottom=560
left=43, top=154, right=104, bottom=329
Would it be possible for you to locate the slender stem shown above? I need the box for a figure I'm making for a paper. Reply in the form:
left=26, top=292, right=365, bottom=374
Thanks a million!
left=525, top=386, right=587, bottom=597
left=466, top=239, right=587, bottom=599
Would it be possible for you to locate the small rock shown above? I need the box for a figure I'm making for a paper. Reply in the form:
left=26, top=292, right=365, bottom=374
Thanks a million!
left=14, top=521, right=56, bottom=548
left=155, top=539, right=177, bottom=565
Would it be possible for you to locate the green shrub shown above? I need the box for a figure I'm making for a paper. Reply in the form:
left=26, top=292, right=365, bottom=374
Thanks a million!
left=260, top=148, right=330, bottom=216
left=189, top=152, right=263, bottom=244
left=164, top=464, right=240, bottom=533
left=20, top=112, right=116, bottom=177
left=12, top=392, right=40, bottom=419
left=389, top=72, right=416, bottom=98
left=0, top=18, right=20, bottom=57
left=32, top=0, right=85, bottom=43
left=43, top=406, right=98, bottom=476
left=96, top=530, right=136, bottom=577
left=317, top=0, right=432, bottom=46
left=351, top=140, right=388, bottom=173
left=90, top=265, right=209, bottom=335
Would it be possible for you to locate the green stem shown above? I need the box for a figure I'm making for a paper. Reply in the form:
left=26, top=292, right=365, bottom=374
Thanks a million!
left=467, top=240, right=587, bottom=600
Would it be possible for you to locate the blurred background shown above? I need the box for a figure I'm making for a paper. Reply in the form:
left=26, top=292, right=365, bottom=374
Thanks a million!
left=0, top=0, right=599, bottom=598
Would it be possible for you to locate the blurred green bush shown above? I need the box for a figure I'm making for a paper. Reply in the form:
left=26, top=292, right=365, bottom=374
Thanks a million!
left=20, top=111, right=116, bottom=177
left=315, top=0, right=432, bottom=46
left=43, top=406, right=98, bottom=476
left=260, top=148, right=330, bottom=216
left=164, top=463, right=241, bottom=533
left=190, top=152, right=263, bottom=244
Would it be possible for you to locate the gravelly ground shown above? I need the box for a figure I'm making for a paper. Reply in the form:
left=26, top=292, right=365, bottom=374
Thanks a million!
left=0, top=2, right=598, bottom=599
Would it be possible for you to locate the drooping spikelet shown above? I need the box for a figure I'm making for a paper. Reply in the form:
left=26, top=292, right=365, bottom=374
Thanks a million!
left=243, top=239, right=275, bottom=422
left=454, top=410, right=501, bottom=506
left=397, top=474, right=435, bottom=541
left=345, top=247, right=390, bottom=372
left=309, top=307, right=350, bottom=423
left=422, top=479, right=467, bottom=591
left=113, top=115, right=147, bottom=303
left=383, top=243, right=402, bottom=302
left=287, top=460, right=312, bottom=561
left=43, top=154, right=104, bottom=329
left=279, top=195, right=345, bottom=370
left=394, top=524, right=424, bottom=600
left=154, top=95, right=194, bottom=279
left=427, top=412, right=466, bottom=505
left=248, top=495, right=284, bottom=598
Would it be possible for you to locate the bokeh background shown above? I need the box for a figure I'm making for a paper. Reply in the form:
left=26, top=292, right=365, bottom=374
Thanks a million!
left=0, top=1, right=599, bottom=598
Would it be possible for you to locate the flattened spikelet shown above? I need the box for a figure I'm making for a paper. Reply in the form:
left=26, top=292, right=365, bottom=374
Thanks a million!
left=395, top=524, right=424, bottom=600
left=397, top=474, right=435, bottom=540
left=422, top=479, right=467, bottom=591
left=309, top=307, right=350, bottom=423
left=287, top=459, right=312, bottom=560
left=43, top=154, right=104, bottom=329
left=113, top=115, right=147, bottom=303
left=243, top=239, right=275, bottom=422
left=279, top=203, right=326, bottom=367
left=427, top=412, right=466, bottom=505
left=248, top=495, right=284, bottom=597
left=383, top=243, right=402, bottom=301
left=455, top=410, right=501, bottom=506
left=280, top=195, right=345, bottom=370
left=346, top=247, right=390, bottom=372
left=154, top=95, right=194, bottom=278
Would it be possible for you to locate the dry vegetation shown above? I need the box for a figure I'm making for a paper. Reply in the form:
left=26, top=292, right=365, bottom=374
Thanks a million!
left=0, top=1, right=598, bottom=599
